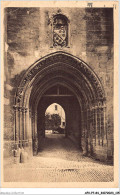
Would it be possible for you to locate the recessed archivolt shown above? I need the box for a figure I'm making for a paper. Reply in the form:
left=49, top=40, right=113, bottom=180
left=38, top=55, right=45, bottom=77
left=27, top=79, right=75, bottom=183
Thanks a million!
left=22, top=72, right=93, bottom=111
left=18, top=62, right=94, bottom=101
left=23, top=79, right=84, bottom=112
left=29, top=66, right=94, bottom=95
left=28, top=72, right=94, bottom=109
left=31, top=81, right=84, bottom=112
left=12, top=51, right=108, bottom=160
left=16, top=51, right=105, bottom=110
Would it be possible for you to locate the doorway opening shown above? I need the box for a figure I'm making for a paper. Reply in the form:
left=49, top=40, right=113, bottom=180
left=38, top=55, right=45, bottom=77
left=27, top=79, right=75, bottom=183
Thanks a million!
left=45, top=103, right=66, bottom=136
left=15, top=51, right=107, bottom=161
left=37, top=84, right=81, bottom=152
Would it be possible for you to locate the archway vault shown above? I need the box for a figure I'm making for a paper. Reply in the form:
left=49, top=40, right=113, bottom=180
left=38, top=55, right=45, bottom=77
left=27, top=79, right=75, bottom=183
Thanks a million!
left=37, top=86, right=81, bottom=150
left=13, top=51, right=107, bottom=158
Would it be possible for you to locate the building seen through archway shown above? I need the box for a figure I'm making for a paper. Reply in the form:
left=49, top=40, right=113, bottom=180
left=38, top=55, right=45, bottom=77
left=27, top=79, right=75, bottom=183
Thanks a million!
left=45, top=103, right=66, bottom=135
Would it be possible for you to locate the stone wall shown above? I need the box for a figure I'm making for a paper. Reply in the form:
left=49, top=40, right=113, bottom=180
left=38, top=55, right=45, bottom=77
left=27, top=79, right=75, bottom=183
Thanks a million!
left=4, top=7, right=113, bottom=159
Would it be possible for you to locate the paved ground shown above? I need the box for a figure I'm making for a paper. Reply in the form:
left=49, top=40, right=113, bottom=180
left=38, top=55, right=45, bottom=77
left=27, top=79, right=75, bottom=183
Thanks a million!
left=4, top=134, right=113, bottom=182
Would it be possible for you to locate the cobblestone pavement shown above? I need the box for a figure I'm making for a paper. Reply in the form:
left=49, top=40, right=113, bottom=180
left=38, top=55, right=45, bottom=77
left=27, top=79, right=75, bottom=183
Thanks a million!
left=4, top=134, right=113, bottom=182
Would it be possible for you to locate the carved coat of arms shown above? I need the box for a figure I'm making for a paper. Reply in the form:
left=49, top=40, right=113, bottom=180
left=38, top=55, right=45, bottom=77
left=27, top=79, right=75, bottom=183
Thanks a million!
left=53, top=25, right=67, bottom=46
left=53, top=15, right=68, bottom=47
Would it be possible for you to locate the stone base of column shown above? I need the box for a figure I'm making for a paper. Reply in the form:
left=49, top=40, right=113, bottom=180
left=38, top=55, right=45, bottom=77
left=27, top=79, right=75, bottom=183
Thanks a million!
left=33, top=138, right=38, bottom=156
left=107, top=139, right=114, bottom=163
left=3, top=139, right=33, bottom=165
left=81, top=138, right=113, bottom=164
left=81, top=138, right=88, bottom=155
left=19, top=140, right=33, bottom=163
left=91, top=139, right=113, bottom=164
left=25, top=139, right=33, bottom=157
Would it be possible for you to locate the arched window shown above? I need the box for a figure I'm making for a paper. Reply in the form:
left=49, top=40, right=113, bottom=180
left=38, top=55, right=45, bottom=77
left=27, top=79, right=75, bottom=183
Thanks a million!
left=53, top=14, right=68, bottom=47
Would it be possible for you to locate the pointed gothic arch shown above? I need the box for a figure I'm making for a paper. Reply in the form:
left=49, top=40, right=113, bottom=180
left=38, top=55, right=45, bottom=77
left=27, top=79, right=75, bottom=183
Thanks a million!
left=13, top=51, right=107, bottom=157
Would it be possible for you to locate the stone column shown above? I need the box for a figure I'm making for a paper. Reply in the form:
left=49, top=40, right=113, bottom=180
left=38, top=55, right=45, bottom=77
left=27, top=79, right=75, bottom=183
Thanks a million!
left=97, top=106, right=100, bottom=145
left=32, top=111, right=38, bottom=156
left=18, top=107, right=21, bottom=143
left=32, top=111, right=38, bottom=139
left=13, top=105, right=19, bottom=142
left=95, top=105, right=98, bottom=145
left=92, top=106, right=96, bottom=146
left=103, top=103, right=107, bottom=145
left=25, top=108, right=30, bottom=140
left=89, top=107, right=94, bottom=155
left=87, top=109, right=90, bottom=138
left=24, top=108, right=33, bottom=156
left=86, top=109, right=89, bottom=153
left=21, top=107, right=28, bottom=143
left=81, top=109, right=86, bottom=155
left=35, top=111, right=38, bottom=139
left=24, top=108, right=27, bottom=140
left=19, top=106, right=26, bottom=146
left=31, top=111, right=34, bottom=140
left=84, top=110, right=87, bottom=138
left=29, top=109, right=32, bottom=139
left=101, top=106, right=104, bottom=146
left=81, top=110, right=84, bottom=137
left=21, top=107, right=25, bottom=141
left=99, top=106, right=102, bottom=145
left=87, top=108, right=91, bottom=154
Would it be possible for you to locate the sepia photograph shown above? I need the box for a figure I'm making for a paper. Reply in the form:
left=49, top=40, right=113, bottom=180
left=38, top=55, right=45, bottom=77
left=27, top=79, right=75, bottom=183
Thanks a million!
left=1, top=1, right=119, bottom=188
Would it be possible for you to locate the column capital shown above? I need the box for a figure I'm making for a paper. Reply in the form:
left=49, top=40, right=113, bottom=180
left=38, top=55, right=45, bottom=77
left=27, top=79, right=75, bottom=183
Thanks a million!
left=22, top=107, right=28, bottom=113
left=25, top=108, right=28, bottom=113
left=13, top=105, right=28, bottom=112
left=19, top=106, right=26, bottom=112
left=29, top=109, right=31, bottom=113
left=13, top=105, right=22, bottom=111
left=13, top=105, right=18, bottom=111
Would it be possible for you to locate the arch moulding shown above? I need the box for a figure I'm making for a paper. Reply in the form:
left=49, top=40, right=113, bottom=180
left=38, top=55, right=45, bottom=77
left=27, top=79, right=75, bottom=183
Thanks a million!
left=13, top=51, right=107, bottom=158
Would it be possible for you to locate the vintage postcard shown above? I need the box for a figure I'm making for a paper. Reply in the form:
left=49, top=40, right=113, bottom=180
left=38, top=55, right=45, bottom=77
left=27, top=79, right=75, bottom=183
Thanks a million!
left=1, top=1, right=119, bottom=188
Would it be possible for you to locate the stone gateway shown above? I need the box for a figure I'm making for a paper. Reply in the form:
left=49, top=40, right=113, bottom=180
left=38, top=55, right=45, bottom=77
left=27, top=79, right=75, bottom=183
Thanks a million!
left=4, top=7, right=113, bottom=167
